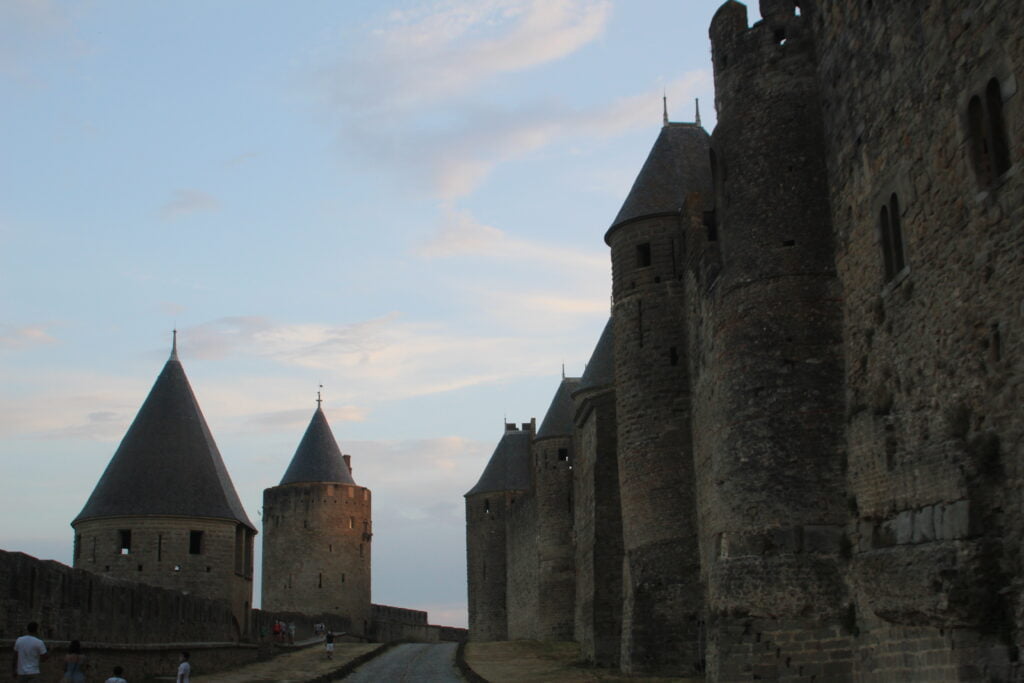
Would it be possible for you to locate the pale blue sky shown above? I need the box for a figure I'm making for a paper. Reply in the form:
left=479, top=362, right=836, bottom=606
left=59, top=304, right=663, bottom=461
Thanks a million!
left=1, top=0, right=761, bottom=628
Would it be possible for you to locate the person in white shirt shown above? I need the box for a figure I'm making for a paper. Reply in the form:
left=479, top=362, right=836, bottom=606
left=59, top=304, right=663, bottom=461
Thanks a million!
left=176, top=651, right=191, bottom=683
left=12, top=622, right=48, bottom=681
left=104, top=665, right=128, bottom=683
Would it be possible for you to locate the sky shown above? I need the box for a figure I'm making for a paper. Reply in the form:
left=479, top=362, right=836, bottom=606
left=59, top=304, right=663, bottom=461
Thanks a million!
left=1, top=0, right=763, bottom=629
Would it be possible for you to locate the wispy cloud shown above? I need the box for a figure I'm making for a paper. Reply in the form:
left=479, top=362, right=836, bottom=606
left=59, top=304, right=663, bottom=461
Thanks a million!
left=0, top=324, right=57, bottom=349
left=331, top=0, right=611, bottom=111
left=160, top=188, right=220, bottom=220
left=417, top=206, right=606, bottom=271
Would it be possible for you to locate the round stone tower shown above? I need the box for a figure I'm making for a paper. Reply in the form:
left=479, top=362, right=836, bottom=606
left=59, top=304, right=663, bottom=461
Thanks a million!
left=701, top=0, right=848, bottom=677
left=71, top=334, right=257, bottom=636
left=605, top=119, right=710, bottom=675
left=464, top=420, right=534, bottom=641
left=533, top=375, right=580, bottom=641
left=261, top=400, right=372, bottom=635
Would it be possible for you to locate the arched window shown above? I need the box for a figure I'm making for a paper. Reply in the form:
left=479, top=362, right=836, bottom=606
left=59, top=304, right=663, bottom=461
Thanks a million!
left=879, top=194, right=907, bottom=283
left=968, top=78, right=1012, bottom=186
left=986, top=78, right=1011, bottom=177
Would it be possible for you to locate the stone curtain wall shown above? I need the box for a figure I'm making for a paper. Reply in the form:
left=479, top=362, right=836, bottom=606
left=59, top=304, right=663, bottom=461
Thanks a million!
left=261, top=482, right=372, bottom=635
left=814, top=0, right=1024, bottom=679
left=0, top=549, right=256, bottom=679
left=505, top=490, right=539, bottom=640
left=465, top=492, right=512, bottom=641
left=369, top=604, right=468, bottom=643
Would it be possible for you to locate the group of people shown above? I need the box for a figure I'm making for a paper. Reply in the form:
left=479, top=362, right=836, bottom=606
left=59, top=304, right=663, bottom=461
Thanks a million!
left=12, top=622, right=191, bottom=683
left=270, top=620, right=296, bottom=644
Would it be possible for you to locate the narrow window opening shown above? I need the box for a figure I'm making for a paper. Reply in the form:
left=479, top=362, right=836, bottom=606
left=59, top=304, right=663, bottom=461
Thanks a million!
left=484, top=499, right=490, bottom=514
left=782, top=239, right=796, bottom=247
left=342, top=573, right=346, bottom=583
left=318, top=573, right=323, bottom=588
left=189, top=530, right=203, bottom=555
left=636, top=242, right=652, bottom=268
left=637, top=300, right=644, bottom=347
left=206, top=566, right=211, bottom=573
left=888, top=194, right=906, bottom=274
left=119, top=530, right=131, bottom=555
left=879, top=206, right=895, bottom=281
left=558, top=448, right=569, bottom=462
left=986, top=78, right=1011, bottom=177
left=329, top=544, right=333, bottom=553
left=349, top=516, right=355, bottom=529
left=670, top=346, right=679, bottom=366
left=968, top=95, right=992, bottom=185
left=137, top=564, right=143, bottom=572
left=794, top=3, right=802, bottom=16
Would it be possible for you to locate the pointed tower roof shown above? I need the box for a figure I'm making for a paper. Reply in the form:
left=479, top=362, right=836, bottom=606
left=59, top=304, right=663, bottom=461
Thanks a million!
left=465, top=425, right=533, bottom=497
left=73, top=339, right=255, bottom=531
left=536, top=376, right=582, bottom=439
left=577, top=318, right=615, bottom=393
left=605, top=123, right=711, bottom=244
left=278, top=405, right=356, bottom=486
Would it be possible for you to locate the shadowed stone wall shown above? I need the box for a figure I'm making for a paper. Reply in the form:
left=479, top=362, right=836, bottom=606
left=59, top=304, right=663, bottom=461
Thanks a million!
left=72, top=515, right=254, bottom=635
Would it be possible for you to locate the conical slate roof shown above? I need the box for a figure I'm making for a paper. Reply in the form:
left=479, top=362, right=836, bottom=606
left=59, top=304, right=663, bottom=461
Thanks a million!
left=577, top=318, right=615, bottom=393
left=465, top=426, right=532, bottom=497
left=73, top=342, right=255, bottom=530
left=278, top=405, right=356, bottom=486
left=606, top=123, right=711, bottom=243
left=536, top=377, right=581, bottom=439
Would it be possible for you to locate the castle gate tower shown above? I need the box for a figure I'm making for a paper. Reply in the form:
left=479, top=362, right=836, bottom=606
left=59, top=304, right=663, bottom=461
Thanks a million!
left=698, top=1, right=849, bottom=677
left=261, top=401, right=371, bottom=635
left=605, top=120, right=711, bottom=675
left=465, top=421, right=534, bottom=641
left=72, top=335, right=256, bottom=635
left=572, top=319, right=623, bottom=667
left=532, top=375, right=580, bottom=641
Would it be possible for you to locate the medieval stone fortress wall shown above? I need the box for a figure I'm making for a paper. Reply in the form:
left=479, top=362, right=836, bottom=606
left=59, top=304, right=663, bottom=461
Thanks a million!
left=466, top=0, right=1023, bottom=680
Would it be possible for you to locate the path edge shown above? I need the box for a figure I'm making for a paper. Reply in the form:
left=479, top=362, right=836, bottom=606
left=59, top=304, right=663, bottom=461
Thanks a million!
left=306, top=641, right=398, bottom=682
left=456, top=641, right=490, bottom=683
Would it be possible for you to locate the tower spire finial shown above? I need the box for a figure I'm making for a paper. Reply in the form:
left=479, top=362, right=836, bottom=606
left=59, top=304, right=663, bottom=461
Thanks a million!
left=695, top=97, right=701, bottom=127
left=663, top=91, right=669, bottom=126
left=316, top=384, right=323, bottom=408
left=170, top=329, right=179, bottom=361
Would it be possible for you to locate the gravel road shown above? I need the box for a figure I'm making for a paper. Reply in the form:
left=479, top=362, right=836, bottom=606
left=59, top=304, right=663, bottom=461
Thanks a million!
left=339, top=642, right=463, bottom=682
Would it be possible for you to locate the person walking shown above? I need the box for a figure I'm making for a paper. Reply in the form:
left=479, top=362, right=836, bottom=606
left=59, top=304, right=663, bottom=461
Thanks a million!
left=324, top=631, right=335, bottom=660
left=61, top=640, right=87, bottom=683
left=11, top=622, right=48, bottom=681
left=176, top=651, right=191, bottom=683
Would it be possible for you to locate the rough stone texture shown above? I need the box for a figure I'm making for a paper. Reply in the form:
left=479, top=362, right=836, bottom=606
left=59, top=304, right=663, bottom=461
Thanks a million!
left=607, top=134, right=709, bottom=674
left=261, top=481, right=372, bottom=635
left=466, top=0, right=1023, bottom=679
left=532, top=432, right=575, bottom=641
left=572, top=386, right=622, bottom=668
left=72, top=515, right=255, bottom=636
left=465, top=489, right=514, bottom=642
left=505, top=487, right=538, bottom=640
